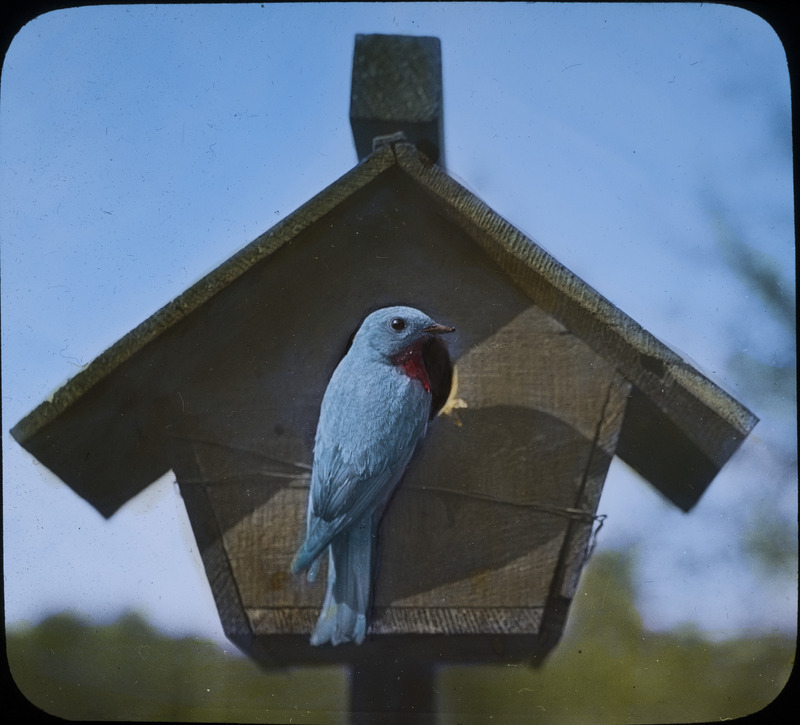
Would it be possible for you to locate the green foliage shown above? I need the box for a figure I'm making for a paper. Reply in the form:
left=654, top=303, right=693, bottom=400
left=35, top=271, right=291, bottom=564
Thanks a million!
left=741, top=502, right=798, bottom=578
left=6, top=611, right=347, bottom=723
left=712, top=210, right=795, bottom=337
left=438, top=552, right=795, bottom=724
left=710, top=206, right=798, bottom=603
left=6, top=553, right=794, bottom=723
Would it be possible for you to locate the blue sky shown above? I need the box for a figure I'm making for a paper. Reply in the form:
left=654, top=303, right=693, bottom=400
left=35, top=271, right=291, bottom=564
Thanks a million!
left=2, top=3, right=795, bottom=647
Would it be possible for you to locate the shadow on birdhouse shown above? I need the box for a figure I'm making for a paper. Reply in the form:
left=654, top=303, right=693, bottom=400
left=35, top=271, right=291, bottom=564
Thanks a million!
left=11, top=34, right=757, bottom=674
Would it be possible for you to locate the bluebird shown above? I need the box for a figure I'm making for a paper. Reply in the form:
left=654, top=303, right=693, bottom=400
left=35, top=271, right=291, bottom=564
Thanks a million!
left=291, top=306, right=455, bottom=646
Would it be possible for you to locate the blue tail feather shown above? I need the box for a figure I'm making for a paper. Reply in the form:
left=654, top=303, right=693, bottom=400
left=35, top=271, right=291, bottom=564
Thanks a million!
left=309, top=513, right=375, bottom=646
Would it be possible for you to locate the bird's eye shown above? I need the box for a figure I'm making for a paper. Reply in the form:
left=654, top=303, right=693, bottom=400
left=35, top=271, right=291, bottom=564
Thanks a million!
left=390, top=317, right=406, bottom=332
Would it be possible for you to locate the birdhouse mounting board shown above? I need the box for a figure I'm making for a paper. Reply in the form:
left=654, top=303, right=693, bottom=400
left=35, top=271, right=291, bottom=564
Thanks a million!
left=11, top=142, right=756, bottom=665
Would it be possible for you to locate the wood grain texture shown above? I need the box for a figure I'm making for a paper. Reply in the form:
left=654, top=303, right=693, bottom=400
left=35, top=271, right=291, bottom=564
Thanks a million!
left=9, top=137, right=756, bottom=663
left=9, top=144, right=398, bottom=508
left=350, top=34, right=444, bottom=164
left=12, top=141, right=755, bottom=517
left=163, top=300, right=622, bottom=644
left=393, top=142, right=756, bottom=506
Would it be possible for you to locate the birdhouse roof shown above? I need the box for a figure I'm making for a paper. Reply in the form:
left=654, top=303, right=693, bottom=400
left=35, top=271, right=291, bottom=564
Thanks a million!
left=11, top=140, right=757, bottom=515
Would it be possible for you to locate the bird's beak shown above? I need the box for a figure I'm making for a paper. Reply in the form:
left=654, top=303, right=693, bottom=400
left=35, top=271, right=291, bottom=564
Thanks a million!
left=423, top=322, right=456, bottom=335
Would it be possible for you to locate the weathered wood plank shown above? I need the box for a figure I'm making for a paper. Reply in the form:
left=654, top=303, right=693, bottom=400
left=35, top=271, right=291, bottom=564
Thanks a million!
left=393, top=141, right=757, bottom=506
left=169, top=440, right=251, bottom=636
left=538, top=371, right=630, bottom=650
left=165, top=298, right=620, bottom=644
left=12, top=140, right=755, bottom=519
left=350, top=34, right=444, bottom=164
left=9, top=144, right=398, bottom=491
left=10, top=131, right=756, bottom=665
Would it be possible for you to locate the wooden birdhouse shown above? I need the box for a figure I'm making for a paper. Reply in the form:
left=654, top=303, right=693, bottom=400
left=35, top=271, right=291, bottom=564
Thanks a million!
left=11, top=33, right=756, bottom=711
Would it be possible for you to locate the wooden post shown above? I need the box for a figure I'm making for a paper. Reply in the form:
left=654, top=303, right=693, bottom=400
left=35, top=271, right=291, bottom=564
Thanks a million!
left=350, top=34, right=444, bottom=166
left=350, top=660, right=436, bottom=725
left=9, top=32, right=758, bottom=724
left=347, top=32, right=445, bottom=718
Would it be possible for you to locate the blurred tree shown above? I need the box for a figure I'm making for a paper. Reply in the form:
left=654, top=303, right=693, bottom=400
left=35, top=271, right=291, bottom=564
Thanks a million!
left=715, top=215, right=795, bottom=334
left=711, top=209, right=797, bottom=581
left=437, top=551, right=794, bottom=723
left=6, top=552, right=793, bottom=723
left=6, top=611, right=347, bottom=723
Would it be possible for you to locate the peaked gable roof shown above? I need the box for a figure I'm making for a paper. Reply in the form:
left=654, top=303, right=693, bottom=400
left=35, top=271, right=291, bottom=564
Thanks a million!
left=11, top=140, right=757, bottom=514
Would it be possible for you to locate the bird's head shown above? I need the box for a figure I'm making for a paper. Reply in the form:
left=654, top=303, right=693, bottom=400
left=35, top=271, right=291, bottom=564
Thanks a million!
left=351, top=306, right=455, bottom=359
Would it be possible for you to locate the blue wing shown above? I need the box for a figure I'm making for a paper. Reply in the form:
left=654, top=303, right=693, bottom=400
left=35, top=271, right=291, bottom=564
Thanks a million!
left=292, top=356, right=429, bottom=574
